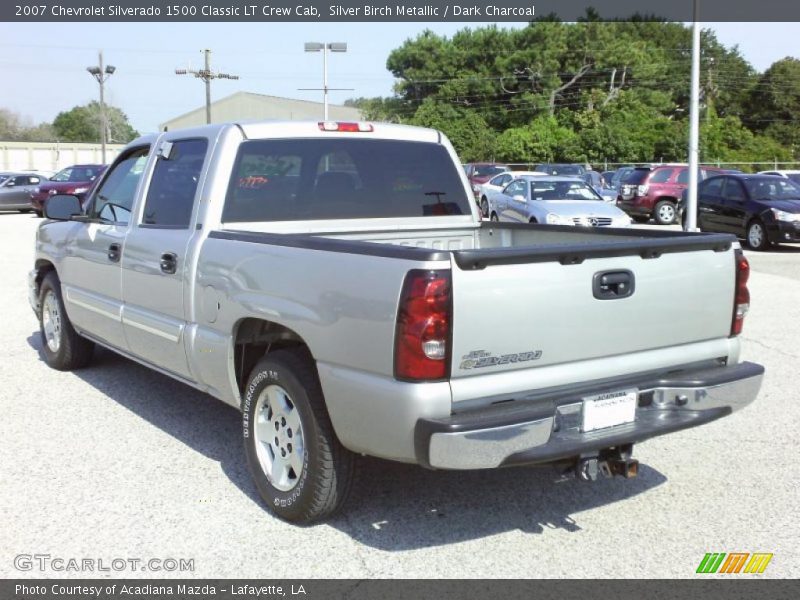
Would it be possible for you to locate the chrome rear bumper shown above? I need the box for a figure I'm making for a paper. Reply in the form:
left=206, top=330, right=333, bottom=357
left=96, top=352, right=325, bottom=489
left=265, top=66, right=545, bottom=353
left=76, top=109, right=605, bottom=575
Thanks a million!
left=416, top=361, right=764, bottom=470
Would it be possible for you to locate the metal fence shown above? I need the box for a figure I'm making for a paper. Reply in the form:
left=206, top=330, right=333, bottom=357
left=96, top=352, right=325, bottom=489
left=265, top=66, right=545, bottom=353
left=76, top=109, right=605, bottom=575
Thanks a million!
left=0, top=141, right=124, bottom=175
left=504, top=161, right=800, bottom=173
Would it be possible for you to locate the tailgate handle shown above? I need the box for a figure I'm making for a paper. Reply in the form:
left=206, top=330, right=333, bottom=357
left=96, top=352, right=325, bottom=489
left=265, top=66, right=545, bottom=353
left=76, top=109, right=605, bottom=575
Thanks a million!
left=593, top=270, right=635, bottom=299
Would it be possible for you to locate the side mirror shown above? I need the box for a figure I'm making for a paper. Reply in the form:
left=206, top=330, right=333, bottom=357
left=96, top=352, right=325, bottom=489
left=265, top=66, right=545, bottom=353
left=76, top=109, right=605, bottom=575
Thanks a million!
left=44, top=194, right=83, bottom=220
left=513, top=194, right=526, bottom=203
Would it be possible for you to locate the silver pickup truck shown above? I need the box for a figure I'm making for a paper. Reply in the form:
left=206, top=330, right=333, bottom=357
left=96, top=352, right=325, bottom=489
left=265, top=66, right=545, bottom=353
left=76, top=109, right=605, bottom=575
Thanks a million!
left=29, top=120, right=764, bottom=523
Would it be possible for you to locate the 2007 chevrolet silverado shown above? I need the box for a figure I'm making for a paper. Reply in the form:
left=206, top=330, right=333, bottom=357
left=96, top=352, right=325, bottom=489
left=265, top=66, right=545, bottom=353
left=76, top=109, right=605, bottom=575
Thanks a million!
left=29, top=121, right=764, bottom=523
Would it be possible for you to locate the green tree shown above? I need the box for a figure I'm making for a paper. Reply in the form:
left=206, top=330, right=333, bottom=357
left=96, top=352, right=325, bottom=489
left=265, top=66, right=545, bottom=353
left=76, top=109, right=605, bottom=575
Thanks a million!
left=745, top=58, right=800, bottom=156
left=52, top=102, right=138, bottom=143
left=409, top=98, right=496, bottom=162
left=495, top=116, right=578, bottom=163
left=0, top=108, right=55, bottom=141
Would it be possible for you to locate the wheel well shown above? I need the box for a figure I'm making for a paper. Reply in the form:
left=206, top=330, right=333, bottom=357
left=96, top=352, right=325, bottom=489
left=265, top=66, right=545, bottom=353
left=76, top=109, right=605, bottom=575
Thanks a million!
left=232, top=318, right=311, bottom=393
left=655, top=197, right=678, bottom=205
left=33, top=260, right=56, bottom=295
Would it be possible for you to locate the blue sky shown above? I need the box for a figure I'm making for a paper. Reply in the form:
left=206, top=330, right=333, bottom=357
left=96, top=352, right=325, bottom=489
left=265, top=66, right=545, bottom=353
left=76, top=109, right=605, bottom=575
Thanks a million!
left=0, top=21, right=797, bottom=133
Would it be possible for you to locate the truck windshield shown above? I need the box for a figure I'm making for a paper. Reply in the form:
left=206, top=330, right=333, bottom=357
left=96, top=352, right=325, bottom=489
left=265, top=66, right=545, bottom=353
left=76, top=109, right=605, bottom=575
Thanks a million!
left=223, top=139, right=471, bottom=222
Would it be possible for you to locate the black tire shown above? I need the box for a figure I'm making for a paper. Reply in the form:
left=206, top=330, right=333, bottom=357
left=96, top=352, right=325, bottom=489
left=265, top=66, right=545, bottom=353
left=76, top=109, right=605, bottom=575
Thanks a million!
left=19, top=209, right=33, bottom=214
left=529, top=217, right=538, bottom=224
left=480, top=197, right=489, bottom=218
left=34, top=210, right=43, bottom=218
left=490, top=212, right=499, bottom=222
left=632, top=215, right=650, bottom=224
left=746, top=219, right=770, bottom=251
left=653, top=200, right=676, bottom=225
left=242, top=349, right=356, bottom=523
left=38, top=272, right=94, bottom=370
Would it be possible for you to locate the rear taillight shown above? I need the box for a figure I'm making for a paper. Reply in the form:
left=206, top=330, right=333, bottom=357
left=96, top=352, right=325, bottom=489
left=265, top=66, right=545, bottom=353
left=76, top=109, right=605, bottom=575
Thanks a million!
left=731, top=250, right=750, bottom=336
left=394, top=270, right=451, bottom=381
left=636, top=184, right=649, bottom=196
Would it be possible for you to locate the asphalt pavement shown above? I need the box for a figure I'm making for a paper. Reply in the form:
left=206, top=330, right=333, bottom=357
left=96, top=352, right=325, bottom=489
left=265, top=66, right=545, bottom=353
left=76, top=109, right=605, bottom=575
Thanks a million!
left=1, top=212, right=798, bottom=578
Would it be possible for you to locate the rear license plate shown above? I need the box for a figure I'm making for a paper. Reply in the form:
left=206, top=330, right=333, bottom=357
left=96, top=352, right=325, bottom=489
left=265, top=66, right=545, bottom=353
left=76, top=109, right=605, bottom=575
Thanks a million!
left=581, top=389, right=638, bottom=432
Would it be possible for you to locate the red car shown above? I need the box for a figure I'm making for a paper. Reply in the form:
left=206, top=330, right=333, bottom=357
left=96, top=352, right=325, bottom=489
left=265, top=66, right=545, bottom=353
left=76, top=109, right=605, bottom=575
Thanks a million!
left=617, top=165, right=726, bottom=225
left=30, top=164, right=106, bottom=216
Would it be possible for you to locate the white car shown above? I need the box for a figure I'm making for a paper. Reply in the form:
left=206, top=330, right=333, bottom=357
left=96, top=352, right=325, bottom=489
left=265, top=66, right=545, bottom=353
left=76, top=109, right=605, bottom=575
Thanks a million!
left=757, top=170, right=800, bottom=185
left=477, top=170, right=545, bottom=218
left=487, top=175, right=632, bottom=227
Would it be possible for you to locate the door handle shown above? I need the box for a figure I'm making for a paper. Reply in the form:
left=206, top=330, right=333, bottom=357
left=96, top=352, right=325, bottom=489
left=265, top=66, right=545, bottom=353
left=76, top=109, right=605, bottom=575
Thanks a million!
left=160, top=252, right=178, bottom=274
left=107, top=243, right=121, bottom=263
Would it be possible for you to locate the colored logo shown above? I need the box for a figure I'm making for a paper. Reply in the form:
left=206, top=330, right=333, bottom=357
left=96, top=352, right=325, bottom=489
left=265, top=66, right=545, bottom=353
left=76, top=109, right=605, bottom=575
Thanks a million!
left=696, top=552, right=773, bottom=574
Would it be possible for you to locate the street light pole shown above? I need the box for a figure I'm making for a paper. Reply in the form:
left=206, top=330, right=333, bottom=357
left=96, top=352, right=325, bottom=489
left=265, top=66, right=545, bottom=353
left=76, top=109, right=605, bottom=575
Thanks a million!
left=300, top=42, right=353, bottom=120
left=86, top=51, right=116, bottom=164
left=686, top=0, right=701, bottom=231
left=175, top=49, right=240, bottom=125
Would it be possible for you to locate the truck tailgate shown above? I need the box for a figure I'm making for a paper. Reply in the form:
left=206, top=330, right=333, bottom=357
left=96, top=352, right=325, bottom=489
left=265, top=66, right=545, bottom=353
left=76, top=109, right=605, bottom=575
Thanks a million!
left=449, top=233, right=737, bottom=396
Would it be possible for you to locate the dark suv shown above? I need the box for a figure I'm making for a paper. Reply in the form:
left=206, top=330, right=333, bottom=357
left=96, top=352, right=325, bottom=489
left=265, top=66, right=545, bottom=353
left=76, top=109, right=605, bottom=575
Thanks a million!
left=617, top=165, right=726, bottom=225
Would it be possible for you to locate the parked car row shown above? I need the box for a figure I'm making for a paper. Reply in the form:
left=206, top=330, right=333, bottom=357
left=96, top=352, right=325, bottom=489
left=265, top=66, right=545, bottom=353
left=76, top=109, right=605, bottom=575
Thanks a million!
left=485, top=175, right=632, bottom=227
left=465, top=162, right=619, bottom=217
left=617, top=165, right=728, bottom=225
left=0, top=164, right=105, bottom=216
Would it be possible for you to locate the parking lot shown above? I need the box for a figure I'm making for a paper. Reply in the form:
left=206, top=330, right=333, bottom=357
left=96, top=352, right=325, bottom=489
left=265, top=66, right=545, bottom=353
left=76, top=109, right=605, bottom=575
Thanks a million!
left=1, top=211, right=798, bottom=579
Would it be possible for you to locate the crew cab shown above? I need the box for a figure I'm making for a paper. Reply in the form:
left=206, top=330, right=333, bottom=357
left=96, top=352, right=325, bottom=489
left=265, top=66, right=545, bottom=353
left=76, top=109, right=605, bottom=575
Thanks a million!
left=29, top=121, right=764, bottom=523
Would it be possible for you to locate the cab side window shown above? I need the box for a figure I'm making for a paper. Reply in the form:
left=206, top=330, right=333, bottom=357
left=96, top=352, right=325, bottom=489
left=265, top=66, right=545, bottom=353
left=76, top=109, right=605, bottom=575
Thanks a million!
left=88, top=146, right=150, bottom=225
left=142, top=139, right=208, bottom=228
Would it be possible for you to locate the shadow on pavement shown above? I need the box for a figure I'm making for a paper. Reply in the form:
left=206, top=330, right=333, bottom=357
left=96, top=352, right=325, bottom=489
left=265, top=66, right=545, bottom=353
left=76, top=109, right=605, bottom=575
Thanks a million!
left=28, top=332, right=667, bottom=550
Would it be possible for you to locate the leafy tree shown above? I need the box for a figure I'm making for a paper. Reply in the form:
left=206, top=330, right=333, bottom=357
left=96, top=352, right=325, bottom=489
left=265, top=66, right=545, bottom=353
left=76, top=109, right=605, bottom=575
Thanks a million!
left=365, top=20, right=797, bottom=164
left=52, top=102, right=138, bottom=144
left=409, top=98, right=496, bottom=162
left=0, top=109, right=55, bottom=142
left=745, top=58, right=800, bottom=155
left=495, top=116, right=578, bottom=163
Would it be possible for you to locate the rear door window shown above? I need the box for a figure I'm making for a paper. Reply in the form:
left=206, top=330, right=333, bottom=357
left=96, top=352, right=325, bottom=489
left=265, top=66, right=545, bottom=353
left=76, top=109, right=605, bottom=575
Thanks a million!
left=623, top=169, right=650, bottom=185
left=222, top=139, right=471, bottom=222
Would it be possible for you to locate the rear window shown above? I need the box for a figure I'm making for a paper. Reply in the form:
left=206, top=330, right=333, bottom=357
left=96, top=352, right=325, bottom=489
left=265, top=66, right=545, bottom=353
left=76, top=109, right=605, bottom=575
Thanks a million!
left=472, top=164, right=508, bottom=178
left=222, top=139, right=471, bottom=222
left=623, top=169, right=651, bottom=185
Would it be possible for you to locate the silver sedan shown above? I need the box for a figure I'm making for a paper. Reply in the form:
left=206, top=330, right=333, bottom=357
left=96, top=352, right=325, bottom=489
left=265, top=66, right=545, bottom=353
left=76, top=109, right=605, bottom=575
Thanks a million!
left=487, top=176, right=632, bottom=227
left=0, top=172, right=45, bottom=212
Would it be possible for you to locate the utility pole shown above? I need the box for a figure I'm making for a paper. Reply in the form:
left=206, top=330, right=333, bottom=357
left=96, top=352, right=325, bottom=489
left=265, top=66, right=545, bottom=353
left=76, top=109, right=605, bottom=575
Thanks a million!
left=175, top=49, right=240, bottom=124
left=86, top=51, right=116, bottom=163
left=685, top=0, right=701, bottom=232
left=300, top=42, right=353, bottom=120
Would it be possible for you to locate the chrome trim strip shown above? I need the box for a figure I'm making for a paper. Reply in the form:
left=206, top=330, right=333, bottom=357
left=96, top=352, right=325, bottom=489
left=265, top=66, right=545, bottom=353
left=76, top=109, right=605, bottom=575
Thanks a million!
left=121, top=313, right=182, bottom=343
left=64, top=287, right=121, bottom=321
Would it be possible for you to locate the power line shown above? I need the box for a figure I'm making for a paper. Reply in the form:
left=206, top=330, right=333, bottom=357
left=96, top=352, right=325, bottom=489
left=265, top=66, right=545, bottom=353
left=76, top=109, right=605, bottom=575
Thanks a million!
left=174, top=49, right=239, bottom=124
